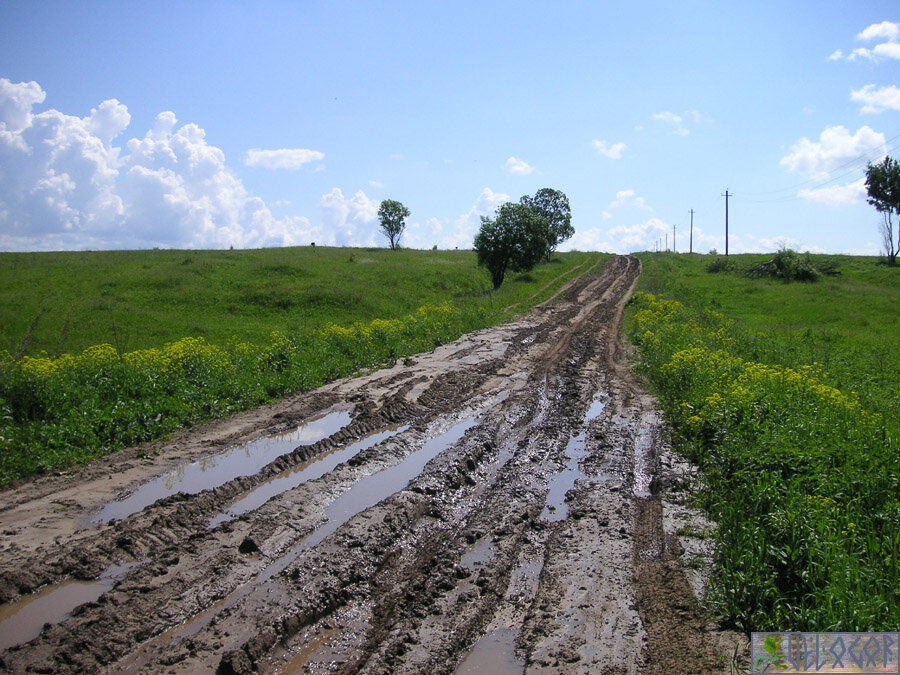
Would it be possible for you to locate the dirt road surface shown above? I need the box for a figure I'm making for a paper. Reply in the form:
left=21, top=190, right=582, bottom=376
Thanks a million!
left=0, top=255, right=746, bottom=673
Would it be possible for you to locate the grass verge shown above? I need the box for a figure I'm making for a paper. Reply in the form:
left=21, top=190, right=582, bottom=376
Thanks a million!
left=627, top=253, right=900, bottom=633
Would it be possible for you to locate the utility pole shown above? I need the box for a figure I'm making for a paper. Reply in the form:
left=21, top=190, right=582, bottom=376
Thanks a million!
left=722, top=190, right=731, bottom=256
left=673, top=224, right=676, bottom=253
left=665, top=233, right=668, bottom=252
left=689, top=209, right=694, bottom=254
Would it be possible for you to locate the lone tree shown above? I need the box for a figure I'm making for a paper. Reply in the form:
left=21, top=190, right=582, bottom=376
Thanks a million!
left=865, top=156, right=900, bottom=266
left=520, top=188, right=573, bottom=259
left=377, top=199, right=410, bottom=250
left=474, top=202, right=551, bottom=289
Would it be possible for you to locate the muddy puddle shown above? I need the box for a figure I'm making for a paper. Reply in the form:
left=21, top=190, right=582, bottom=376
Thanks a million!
left=460, top=537, right=495, bottom=571
left=541, top=397, right=606, bottom=521
left=0, top=562, right=142, bottom=651
left=91, top=409, right=352, bottom=525
left=207, top=423, right=410, bottom=528
left=261, top=415, right=479, bottom=579
left=176, top=416, right=479, bottom=640
left=455, top=553, right=544, bottom=674
left=455, top=627, right=525, bottom=674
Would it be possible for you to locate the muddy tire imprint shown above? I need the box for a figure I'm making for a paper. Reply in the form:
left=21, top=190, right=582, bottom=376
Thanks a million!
left=0, top=255, right=746, bottom=674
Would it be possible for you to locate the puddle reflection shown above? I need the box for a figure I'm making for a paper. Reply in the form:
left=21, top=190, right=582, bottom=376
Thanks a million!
left=93, top=410, right=352, bottom=524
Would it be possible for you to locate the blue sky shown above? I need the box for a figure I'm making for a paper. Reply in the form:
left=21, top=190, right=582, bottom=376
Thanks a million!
left=1, top=1, right=898, bottom=254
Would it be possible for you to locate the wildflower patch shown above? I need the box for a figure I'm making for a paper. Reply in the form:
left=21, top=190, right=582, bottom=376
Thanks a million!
left=627, top=291, right=900, bottom=633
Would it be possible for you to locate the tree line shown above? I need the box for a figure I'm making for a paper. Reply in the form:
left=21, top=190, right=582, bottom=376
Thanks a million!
left=377, top=188, right=573, bottom=289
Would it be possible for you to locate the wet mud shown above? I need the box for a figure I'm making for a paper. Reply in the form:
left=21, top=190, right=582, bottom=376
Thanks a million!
left=0, top=255, right=747, bottom=673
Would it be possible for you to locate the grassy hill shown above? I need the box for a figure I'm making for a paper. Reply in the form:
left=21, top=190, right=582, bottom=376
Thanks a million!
left=0, top=246, right=595, bottom=358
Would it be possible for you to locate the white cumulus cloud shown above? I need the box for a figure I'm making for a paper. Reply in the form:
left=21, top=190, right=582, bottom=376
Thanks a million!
left=857, top=21, right=900, bottom=42
left=851, top=84, right=900, bottom=113
left=0, top=78, right=323, bottom=251
left=592, top=139, right=626, bottom=159
left=319, top=188, right=381, bottom=247
left=245, top=148, right=324, bottom=169
left=798, top=178, right=867, bottom=206
left=779, top=125, right=886, bottom=180
left=839, top=21, right=900, bottom=61
left=504, top=156, right=534, bottom=176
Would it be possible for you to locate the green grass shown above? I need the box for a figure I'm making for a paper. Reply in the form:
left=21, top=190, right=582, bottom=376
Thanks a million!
left=637, top=252, right=900, bottom=421
left=628, top=252, right=900, bottom=634
left=0, top=246, right=604, bottom=484
left=0, top=247, right=517, bottom=357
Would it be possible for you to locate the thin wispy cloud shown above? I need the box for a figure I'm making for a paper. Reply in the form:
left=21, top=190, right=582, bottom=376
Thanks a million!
left=592, top=139, right=626, bottom=159
left=610, top=189, right=651, bottom=211
left=653, top=111, right=689, bottom=136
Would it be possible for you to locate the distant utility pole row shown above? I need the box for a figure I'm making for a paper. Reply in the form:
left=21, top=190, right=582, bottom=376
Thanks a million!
left=666, top=193, right=727, bottom=255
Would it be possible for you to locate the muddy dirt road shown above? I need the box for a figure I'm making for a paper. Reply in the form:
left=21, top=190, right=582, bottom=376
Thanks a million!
left=0, top=255, right=745, bottom=673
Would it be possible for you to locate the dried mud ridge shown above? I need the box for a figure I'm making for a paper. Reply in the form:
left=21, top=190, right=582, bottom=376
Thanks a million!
left=0, top=255, right=747, bottom=674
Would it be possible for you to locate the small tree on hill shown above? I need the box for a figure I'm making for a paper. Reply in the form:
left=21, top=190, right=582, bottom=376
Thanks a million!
left=865, top=156, right=900, bottom=266
left=474, top=202, right=551, bottom=289
left=520, top=188, right=573, bottom=259
left=377, top=199, right=410, bottom=250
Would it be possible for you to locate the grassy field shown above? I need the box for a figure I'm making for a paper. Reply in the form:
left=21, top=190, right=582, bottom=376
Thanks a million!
left=0, top=246, right=579, bottom=358
left=628, top=252, right=900, bottom=634
left=0, top=246, right=603, bottom=484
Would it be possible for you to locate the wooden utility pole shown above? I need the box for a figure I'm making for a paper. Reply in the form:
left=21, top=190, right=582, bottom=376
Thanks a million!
left=689, top=209, right=694, bottom=254
left=722, top=190, right=731, bottom=255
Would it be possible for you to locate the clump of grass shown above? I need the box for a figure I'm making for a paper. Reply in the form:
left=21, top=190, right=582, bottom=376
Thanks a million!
left=628, top=290, right=900, bottom=633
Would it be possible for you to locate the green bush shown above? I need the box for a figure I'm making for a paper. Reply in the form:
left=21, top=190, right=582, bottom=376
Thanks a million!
left=745, top=248, right=822, bottom=282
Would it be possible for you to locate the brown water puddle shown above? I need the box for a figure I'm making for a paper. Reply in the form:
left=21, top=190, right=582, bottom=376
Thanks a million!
left=454, top=554, right=544, bottom=675
left=175, top=415, right=479, bottom=640
left=91, top=409, right=352, bottom=525
left=0, top=561, right=143, bottom=651
left=541, top=397, right=606, bottom=522
left=207, top=424, right=410, bottom=528
left=455, top=627, right=525, bottom=674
